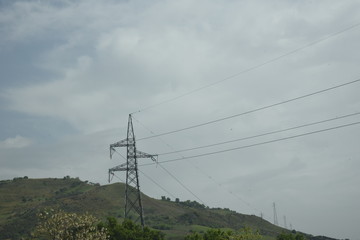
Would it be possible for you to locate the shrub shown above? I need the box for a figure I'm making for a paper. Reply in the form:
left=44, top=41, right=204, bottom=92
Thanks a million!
left=31, top=209, right=108, bottom=240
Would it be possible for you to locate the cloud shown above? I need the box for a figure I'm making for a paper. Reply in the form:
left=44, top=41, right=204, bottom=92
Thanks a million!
left=0, top=135, right=33, bottom=149
left=1, top=1, right=360, bottom=239
left=2, top=0, right=360, bottom=135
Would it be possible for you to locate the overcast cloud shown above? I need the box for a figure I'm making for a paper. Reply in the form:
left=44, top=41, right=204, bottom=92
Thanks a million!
left=1, top=0, right=360, bottom=239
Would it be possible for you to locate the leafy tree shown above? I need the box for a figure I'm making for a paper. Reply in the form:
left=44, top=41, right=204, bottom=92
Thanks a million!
left=185, top=227, right=262, bottom=240
left=231, top=227, right=261, bottom=240
left=180, top=200, right=207, bottom=209
left=203, top=229, right=232, bottom=240
left=99, top=217, right=165, bottom=240
left=277, top=232, right=306, bottom=240
left=31, top=209, right=108, bottom=240
left=185, top=232, right=203, bottom=240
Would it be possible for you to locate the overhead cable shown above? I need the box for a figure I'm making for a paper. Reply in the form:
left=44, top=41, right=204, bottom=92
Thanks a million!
left=113, top=149, right=127, bottom=161
left=138, top=169, right=177, bottom=199
left=132, top=22, right=360, bottom=114
left=158, top=111, right=360, bottom=156
left=134, top=116, right=260, bottom=214
left=112, top=143, right=179, bottom=202
left=133, top=115, right=257, bottom=212
left=140, top=121, right=360, bottom=166
left=111, top=173, right=125, bottom=183
left=157, top=163, right=206, bottom=205
left=138, top=78, right=360, bottom=141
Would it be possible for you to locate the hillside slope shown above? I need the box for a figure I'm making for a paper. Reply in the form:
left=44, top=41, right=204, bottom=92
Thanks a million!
left=0, top=177, right=331, bottom=240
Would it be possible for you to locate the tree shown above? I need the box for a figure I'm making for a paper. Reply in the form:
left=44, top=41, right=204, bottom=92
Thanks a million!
left=185, top=227, right=262, bottom=240
left=204, top=229, right=232, bottom=240
left=277, top=232, right=306, bottom=240
left=31, top=209, right=108, bottom=240
left=185, top=232, right=203, bottom=240
left=231, top=227, right=262, bottom=240
left=99, top=217, right=165, bottom=240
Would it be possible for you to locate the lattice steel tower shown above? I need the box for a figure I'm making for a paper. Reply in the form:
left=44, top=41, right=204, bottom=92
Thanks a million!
left=108, top=114, right=157, bottom=227
left=273, top=202, right=278, bottom=226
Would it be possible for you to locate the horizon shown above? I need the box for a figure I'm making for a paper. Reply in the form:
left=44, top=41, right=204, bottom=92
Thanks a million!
left=1, top=1, right=359, bottom=239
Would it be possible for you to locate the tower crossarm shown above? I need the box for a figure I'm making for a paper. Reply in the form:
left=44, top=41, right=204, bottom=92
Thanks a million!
left=109, top=162, right=128, bottom=172
left=110, top=138, right=128, bottom=158
left=135, top=150, right=158, bottom=162
left=107, top=114, right=157, bottom=227
left=108, top=162, right=127, bottom=183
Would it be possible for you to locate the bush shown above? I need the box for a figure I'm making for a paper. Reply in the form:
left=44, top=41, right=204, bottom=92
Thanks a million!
left=277, top=232, right=306, bottom=240
left=31, top=209, right=108, bottom=240
left=185, top=227, right=261, bottom=240
left=99, top=217, right=165, bottom=240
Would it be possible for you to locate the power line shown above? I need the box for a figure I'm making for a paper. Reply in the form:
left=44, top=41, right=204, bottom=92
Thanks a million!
left=118, top=159, right=205, bottom=210
left=157, top=163, right=206, bottom=205
left=140, top=121, right=360, bottom=166
left=111, top=117, right=205, bottom=218
left=138, top=78, right=360, bottom=141
left=111, top=147, right=178, bottom=199
left=132, top=22, right=360, bottom=114
left=133, top=116, right=257, bottom=212
left=132, top=116, right=207, bottom=205
left=158, top=111, right=360, bottom=156
left=112, top=173, right=125, bottom=182
left=138, top=169, right=177, bottom=199
left=113, top=149, right=127, bottom=161
left=112, top=172, right=177, bottom=220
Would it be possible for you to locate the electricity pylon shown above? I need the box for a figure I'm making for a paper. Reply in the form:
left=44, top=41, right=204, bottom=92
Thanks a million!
left=283, top=215, right=287, bottom=229
left=273, top=202, right=278, bottom=225
left=108, top=114, right=157, bottom=227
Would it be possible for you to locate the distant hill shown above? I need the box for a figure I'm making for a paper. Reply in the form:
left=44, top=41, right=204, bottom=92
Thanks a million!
left=0, top=177, right=337, bottom=240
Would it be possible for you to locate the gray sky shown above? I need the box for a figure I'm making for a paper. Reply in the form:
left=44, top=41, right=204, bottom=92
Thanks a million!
left=1, top=0, right=360, bottom=239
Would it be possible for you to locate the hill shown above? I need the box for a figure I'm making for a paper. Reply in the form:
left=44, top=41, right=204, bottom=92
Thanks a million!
left=0, top=177, right=336, bottom=240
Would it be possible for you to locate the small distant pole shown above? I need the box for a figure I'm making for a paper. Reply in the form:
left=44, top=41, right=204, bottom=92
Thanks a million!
left=283, top=215, right=287, bottom=229
left=273, top=202, right=278, bottom=225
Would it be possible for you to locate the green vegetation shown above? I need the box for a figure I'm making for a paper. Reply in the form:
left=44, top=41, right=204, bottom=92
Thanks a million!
left=185, top=227, right=262, bottom=240
left=0, top=177, right=334, bottom=240
left=31, top=209, right=107, bottom=240
left=99, top=217, right=165, bottom=240
left=276, top=232, right=306, bottom=240
left=30, top=209, right=164, bottom=240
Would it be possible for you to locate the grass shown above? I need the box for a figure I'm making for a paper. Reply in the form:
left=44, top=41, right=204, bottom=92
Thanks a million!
left=0, top=177, right=288, bottom=240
